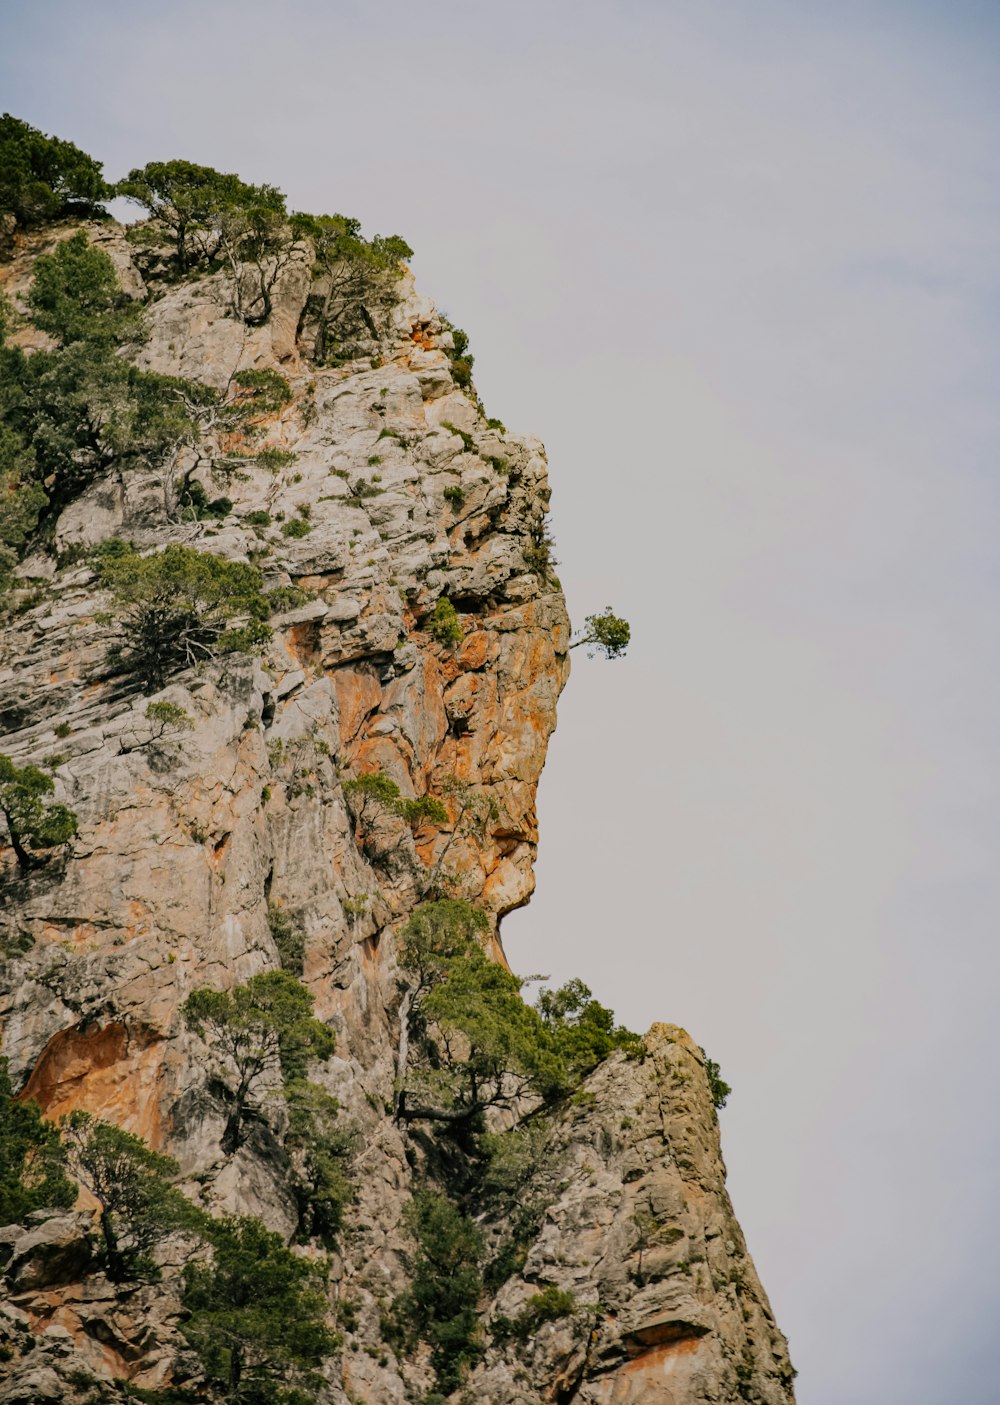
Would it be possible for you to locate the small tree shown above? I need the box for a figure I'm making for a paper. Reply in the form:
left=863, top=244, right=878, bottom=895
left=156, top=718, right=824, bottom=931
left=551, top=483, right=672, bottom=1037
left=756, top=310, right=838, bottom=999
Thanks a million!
left=215, top=200, right=298, bottom=326
left=0, top=114, right=108, bottom=233
left=1, top=334, right=212, bottom=516
left=291, top=212, right=411, bottom=362
left=0, top=1057, right=75, bottom=1223
left=28, top=232, right=139, bottom=346
left=570, top=607, right=631, bottom=659
left=420, top=773, right=499, bottom=898
left=60, top=1112, right=190, bottom=1282
left=99, top=544, right=272, bottom=692
left=343, top=769, right=448, bottom=867
left=396, top=903, right=564, bottom=1128
left=0, top=752, right=77, bottom=870
left=116, top=160, right=285, bottom=276
left=183, top=971, right=334, bottom=1154
left=180, top=1214, right=338, bottom=1405
left=386, top=1190, right=485, bottom=1394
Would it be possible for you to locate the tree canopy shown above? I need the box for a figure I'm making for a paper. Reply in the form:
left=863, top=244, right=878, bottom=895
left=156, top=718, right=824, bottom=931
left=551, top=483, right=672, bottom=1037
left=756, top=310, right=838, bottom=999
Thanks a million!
left=0, top=114, right=107, bottom=233
left=0, top=752, right=77, bottom=870
left=116, top=160, right=285, bottom=274
left=60, top=1111, right=192, bottom=1282
left=180, top=1214, right=338, bottom=1405
left=396, top=901, right=643, bottom=1129
left=386, top=1190, right=485, bottom=1393
left=98, top=544, right=272, bottom=692
left=396, top=901, right=564, bottom=1128
left=0, top=1057, right=75, bottom=1222
left=183, top=970, right=334, bottom=1154
left=570, top=606, right=631, bottom=659
left=291, top=211, right=411, bottom=362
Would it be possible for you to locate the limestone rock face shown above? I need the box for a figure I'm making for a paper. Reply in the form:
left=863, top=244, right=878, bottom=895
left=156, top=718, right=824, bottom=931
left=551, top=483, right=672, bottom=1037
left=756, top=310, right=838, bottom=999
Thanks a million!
left=0, top=219, right=793, bottom=1403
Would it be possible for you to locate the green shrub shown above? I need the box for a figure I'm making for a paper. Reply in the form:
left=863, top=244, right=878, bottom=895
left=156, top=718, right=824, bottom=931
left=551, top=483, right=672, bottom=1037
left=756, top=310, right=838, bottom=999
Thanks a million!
left=492, top=1286, right=580, bottom=1343
left=440, top=420, right=475, bottom=453
left=442, top=326, right=474, bottom=391
left=0, top=114, right=108, bottom=231
left=281, top=517, right=311, bottom=538
left=243, top=509, right=271, bottom=527
left=267, top=900, right=306, bottom=975
left=252, top=447, right=297, bottom=472
left=443, top=484, right=465, bottom=510
left=703, top=1053, right=731, bottom=1110
left=176, top=477, right=232, bottom=521
left=427, top=597, right=462, bottom=647
left=232, top=368, right=293, bottom=413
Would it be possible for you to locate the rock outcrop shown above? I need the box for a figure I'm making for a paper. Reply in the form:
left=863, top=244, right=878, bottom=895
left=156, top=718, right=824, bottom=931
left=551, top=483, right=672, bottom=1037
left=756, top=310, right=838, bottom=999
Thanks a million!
left=0, top=215, right=794, bottom=1403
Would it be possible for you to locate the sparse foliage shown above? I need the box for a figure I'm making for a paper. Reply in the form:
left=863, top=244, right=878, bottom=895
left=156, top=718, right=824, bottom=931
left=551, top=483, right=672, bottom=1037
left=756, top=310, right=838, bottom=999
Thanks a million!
left=182, top=971, right=333, bottom=1154
left=60, top=1112, right=191, bottom=1282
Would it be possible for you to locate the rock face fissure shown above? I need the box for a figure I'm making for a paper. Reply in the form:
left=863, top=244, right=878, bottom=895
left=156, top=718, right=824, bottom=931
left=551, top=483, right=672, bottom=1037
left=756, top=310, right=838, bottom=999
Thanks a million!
left=0, top=217, right=794, bottom=1404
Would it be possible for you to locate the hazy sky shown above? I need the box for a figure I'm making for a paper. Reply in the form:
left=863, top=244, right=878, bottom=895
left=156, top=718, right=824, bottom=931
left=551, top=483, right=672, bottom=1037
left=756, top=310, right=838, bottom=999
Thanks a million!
left=4, top=3, right=1000, bottom=1401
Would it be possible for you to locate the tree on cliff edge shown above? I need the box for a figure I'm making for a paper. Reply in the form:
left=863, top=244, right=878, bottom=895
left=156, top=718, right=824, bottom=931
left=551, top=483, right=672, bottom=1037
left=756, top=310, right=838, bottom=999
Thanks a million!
left=183, top=971, right=334, bottom=1155
left=569, top=606, right=631, bottom=659
left=60, top=1112, right=193, bottom=1282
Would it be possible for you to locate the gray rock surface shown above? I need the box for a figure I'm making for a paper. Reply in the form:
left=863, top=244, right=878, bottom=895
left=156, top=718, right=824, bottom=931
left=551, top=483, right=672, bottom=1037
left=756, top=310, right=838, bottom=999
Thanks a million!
left=0, top=217, right=794, bottom=1403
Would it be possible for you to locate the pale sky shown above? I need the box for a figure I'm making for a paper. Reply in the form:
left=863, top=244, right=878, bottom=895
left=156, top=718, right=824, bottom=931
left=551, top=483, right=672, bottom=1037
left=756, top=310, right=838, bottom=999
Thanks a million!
left=4, top=3, right=1000, bottom=1401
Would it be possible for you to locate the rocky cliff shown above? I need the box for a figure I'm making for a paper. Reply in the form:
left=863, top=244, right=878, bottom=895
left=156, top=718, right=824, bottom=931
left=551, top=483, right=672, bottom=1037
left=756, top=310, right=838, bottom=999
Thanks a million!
left=0, top=203, right=794, bottom=1405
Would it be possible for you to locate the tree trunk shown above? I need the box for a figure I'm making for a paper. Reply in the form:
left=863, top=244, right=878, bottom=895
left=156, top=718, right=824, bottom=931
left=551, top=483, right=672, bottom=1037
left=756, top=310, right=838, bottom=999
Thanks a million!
left=2, top=811, right=38, bottom=872
left=101, top=1211, right=125, bottom=1283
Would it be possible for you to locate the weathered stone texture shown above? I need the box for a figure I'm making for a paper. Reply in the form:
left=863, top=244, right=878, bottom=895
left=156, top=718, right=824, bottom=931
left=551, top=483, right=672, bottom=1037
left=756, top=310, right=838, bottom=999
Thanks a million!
left=0, top=220, right=793, bottom=1403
